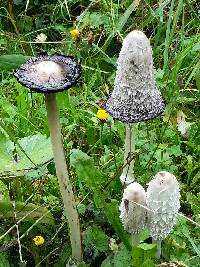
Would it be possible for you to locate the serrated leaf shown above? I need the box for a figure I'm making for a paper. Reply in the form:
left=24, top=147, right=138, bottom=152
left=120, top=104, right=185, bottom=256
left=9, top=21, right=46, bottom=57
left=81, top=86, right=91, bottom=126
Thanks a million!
left=70, top=149, right=105, bottom=190
left=168, top=145, right=182, bottom=157
left=101, top=243, right=132, bottom=267
left=0, top=54, right=30, bottom=71
left=71, top=150, right=131, bottom=250
left=83, top=225, right=109, bottom=256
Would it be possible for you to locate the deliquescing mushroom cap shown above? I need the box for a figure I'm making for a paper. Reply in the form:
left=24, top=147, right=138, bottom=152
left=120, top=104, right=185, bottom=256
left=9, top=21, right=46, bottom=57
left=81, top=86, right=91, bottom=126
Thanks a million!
left=14, top=53, right=80, bottom=93
left=119, top=182, right=146, bottom=234
left=146, top=171, right=180, bottom=240
left=105, top=30, right=165, bottom=123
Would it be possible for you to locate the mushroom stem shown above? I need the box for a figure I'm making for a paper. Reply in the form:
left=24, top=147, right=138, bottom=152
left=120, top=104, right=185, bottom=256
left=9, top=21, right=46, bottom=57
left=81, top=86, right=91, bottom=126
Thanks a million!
left=45, top=93, right=82, bottom=262
left=131, top=233, right=140, bottom=247
left=121, top=124, right=135, bottom=184
left=152, top=239, right=161, bottom=259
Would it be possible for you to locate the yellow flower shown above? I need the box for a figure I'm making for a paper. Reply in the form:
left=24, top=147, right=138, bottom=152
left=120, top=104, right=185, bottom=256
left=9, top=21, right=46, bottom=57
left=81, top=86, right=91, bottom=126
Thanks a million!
left=33, top=235, right=45, bottom=246
left=70, top=29, right=80, bottom=38
left=96, top=109, right=109, bottom=123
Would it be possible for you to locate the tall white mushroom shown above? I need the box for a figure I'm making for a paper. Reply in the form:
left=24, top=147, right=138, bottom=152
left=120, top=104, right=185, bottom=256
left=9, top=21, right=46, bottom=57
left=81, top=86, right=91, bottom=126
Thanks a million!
left=105, top=30, right=165, bottom=184
left=146, top=171, right=180, bottom=258
left=14, top=53, right=82, bottom=261
left=119, top=182, right=147, bottom=246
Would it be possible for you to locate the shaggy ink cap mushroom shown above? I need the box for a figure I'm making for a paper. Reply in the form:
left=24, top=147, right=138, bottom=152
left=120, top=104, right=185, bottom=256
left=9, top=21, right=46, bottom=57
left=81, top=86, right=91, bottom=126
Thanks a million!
left=14, top=53, right=82, bottom=261
left=146, top=171, right=180, bottom=241
left=14, top=53, right=80, bottom=93
left=119, top=182, right=146, bottom=234
left=105, top=30, right=165, bottom=123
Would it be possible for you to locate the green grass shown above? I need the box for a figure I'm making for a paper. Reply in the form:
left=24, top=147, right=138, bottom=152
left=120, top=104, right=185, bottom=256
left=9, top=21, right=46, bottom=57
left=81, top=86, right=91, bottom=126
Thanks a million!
left=0, top=0, right=200, bottom=266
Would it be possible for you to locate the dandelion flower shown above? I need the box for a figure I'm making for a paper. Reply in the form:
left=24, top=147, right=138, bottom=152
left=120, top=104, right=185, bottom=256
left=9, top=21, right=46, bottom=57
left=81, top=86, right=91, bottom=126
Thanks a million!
left=33, top=235, right=45, bottom=246
left=70, top=29, right=80, bottom=38
left=96, top=109, right=109, bottom=123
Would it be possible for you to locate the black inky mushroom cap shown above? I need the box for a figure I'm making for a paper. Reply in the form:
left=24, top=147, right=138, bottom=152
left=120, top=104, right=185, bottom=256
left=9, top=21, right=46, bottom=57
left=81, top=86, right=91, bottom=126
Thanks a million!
left=14, top=53, right=80, bottom=93
left=105, top=30, right=165, bottom=123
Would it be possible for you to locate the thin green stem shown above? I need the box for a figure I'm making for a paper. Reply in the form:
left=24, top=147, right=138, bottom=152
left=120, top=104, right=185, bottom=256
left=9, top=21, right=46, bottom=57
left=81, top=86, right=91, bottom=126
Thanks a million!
left=109, top=125, right=117, bottom=171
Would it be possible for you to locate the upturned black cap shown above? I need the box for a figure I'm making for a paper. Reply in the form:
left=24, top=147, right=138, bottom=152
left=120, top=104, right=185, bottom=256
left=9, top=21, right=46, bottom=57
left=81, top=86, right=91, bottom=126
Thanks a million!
left=14, top=53, right=80, bottom=93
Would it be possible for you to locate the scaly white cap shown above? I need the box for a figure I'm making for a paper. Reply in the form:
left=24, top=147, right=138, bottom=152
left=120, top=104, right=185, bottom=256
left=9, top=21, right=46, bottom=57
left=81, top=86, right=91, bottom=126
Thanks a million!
left=105, top=30, right=165, bottom=123
left=146, top=171, right=180, bottom=240
left=119, top=182, right=146, bottom=234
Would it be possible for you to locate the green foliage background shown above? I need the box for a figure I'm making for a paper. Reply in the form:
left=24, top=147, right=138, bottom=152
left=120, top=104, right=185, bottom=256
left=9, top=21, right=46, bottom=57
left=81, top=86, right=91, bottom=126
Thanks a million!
left=0, top=0, right=200, bottom=266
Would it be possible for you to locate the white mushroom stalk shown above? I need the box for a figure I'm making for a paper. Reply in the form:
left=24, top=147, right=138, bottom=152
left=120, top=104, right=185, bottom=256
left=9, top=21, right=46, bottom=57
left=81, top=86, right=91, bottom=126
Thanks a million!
left=45, top=94, right=82, bottom=261
left=146, top=171, right=180, bottom=259
left=105, top=30, right=165, bottom=184
left=120, top=124, right=135, bottom=184
left=119, top=182, right=146, bottom=246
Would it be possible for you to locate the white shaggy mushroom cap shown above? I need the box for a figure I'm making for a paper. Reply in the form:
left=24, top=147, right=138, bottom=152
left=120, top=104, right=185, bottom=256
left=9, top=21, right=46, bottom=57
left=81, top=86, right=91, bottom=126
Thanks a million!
left=146, top=171, right=180, bottom=241
left=105, top=30, right=165, bottom=123
left=119, top=182, right=146, bottom=234
left=29, top=60, right=66, bottom=84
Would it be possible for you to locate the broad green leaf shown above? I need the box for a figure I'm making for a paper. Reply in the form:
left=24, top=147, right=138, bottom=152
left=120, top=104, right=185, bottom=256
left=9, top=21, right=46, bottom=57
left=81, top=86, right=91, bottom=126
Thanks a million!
left=132, top=243, right=156, bottom=266
left=70, top=149, right=90, bottom=168
left=0, top=253, right=10, bottom=267
left=71, top=149, right=131, bottom=250
left=141, top=259, right=155, bottom=267
left=0, top=54, right=30, bottom=71
left=101, top=243, right=132, bottom=267
left=168, top=145, right=182, bottom=157
left=70, top=149, right=105, bottom=190
left=0, top=200, right=54, bottom=225
left=0, top=133, right=53, bottom=177
left=83, top=225, right=109, bottom=257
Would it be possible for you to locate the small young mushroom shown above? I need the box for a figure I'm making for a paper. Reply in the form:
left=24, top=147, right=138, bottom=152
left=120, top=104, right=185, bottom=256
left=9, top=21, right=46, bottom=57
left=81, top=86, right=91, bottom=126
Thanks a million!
left=14, top=53, right=82, bottom=261
left=146, top=171, right=180, bottom=258
left=177, top=111, right=192, bottom=139
left=119, top=182, right=147, bottom=246
left=105, top=30, right=165, bottom=184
